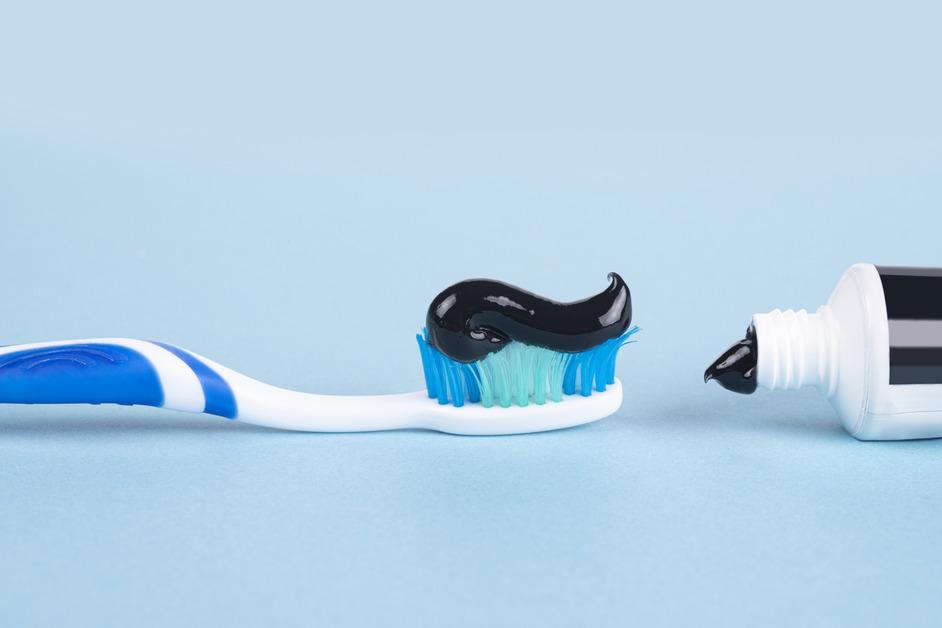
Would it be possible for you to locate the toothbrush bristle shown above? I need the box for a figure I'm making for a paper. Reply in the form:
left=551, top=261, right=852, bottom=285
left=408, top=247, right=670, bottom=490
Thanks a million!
left=416, top=327, right=638, bottom=408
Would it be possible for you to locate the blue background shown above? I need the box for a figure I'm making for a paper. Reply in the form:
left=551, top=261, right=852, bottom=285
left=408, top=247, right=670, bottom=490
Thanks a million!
left=2, top=1, right=942, bottom=626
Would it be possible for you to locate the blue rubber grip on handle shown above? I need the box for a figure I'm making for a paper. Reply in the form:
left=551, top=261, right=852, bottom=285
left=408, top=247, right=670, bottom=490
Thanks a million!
left=0, top=343, right=164, bottom=406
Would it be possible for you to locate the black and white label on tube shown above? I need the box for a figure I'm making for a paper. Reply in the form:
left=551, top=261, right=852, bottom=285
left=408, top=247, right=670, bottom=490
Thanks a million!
left=878, top=266, right=942, bottom=385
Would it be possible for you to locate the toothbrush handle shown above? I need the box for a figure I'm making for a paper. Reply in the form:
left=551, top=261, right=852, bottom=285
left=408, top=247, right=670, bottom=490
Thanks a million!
left=0, top=339, right=234, bottom=417
left=0, top=337, right=430, bottom=430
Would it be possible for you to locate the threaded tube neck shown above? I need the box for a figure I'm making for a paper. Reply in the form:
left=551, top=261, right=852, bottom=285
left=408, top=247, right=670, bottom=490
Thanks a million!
left=753, top=307, right=839, bottom=395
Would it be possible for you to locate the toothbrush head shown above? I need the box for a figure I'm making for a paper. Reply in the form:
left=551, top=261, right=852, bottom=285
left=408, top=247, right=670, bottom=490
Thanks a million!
left=417, top=273, right=637, bottom=408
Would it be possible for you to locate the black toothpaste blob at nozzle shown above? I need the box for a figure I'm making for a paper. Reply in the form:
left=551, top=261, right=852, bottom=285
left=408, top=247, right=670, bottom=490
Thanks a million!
left=704, top=324, right=759, bottom=394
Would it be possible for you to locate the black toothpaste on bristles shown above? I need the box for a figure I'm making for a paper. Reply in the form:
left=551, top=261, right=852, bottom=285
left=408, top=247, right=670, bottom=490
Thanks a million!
left=416, top=273, right=638, bottom=408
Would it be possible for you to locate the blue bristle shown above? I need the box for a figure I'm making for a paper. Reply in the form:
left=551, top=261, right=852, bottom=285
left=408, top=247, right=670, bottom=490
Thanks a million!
left=416, top=333, right=438, bottom=399
left=563, top=351, right=580, bottom=396
left=417, top=327, right=639, bottom=408
left=434, top=350, right=451, bottom=405
left=463, top=363, right=481, bottom=403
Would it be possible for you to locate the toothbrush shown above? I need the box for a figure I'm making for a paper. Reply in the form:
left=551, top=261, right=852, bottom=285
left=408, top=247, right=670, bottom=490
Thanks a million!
left=0, top=274, right=637, bottom=435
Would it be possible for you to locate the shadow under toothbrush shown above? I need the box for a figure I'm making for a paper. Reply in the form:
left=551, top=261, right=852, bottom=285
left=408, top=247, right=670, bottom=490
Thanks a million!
left=0, top=415, right=276, bottom=436
left=0, top=410, right=610, bottom=438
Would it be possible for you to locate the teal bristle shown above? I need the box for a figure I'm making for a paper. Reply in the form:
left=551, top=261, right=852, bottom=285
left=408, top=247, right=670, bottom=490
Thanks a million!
left=416, top=327, right=639, bottom=408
